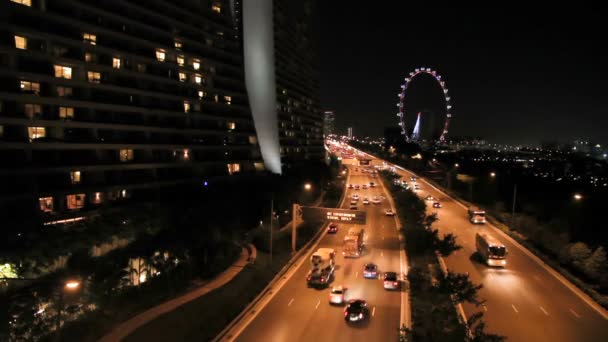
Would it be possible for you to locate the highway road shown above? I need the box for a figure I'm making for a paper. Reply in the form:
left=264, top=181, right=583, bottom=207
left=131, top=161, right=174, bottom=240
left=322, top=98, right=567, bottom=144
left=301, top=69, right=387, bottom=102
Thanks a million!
left=235, top=166, right=406, bottom=342
left=362, top=151, right=608, bottom=342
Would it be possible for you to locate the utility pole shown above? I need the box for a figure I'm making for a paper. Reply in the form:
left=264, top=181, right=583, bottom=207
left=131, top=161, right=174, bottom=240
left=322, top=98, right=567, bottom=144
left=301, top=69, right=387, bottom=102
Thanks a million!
left=292, top=203, right=300, bottom=253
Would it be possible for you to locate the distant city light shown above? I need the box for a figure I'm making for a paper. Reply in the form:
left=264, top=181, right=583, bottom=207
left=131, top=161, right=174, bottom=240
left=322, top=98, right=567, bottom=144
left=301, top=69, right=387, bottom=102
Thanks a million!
left=490, top=172, right=496, bottom=177
left=203, top=181, right=208, bottom=187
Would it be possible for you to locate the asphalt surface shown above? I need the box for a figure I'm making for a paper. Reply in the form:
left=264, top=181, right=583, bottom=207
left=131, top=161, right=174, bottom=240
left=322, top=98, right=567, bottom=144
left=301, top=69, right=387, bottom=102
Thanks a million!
left=235, top=166, right=404, bottom=342
left=385, top=160, right=608, bottom=342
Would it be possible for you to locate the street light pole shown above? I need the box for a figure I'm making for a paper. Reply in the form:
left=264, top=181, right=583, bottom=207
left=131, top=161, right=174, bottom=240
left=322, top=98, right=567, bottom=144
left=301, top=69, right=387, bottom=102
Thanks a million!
left=511, top=184, right=517, bottom=230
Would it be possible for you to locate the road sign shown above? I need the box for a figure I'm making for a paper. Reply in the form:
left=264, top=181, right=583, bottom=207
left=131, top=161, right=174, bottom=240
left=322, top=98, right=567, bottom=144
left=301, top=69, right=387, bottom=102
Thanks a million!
left=300, top=206, right=366, bottom=225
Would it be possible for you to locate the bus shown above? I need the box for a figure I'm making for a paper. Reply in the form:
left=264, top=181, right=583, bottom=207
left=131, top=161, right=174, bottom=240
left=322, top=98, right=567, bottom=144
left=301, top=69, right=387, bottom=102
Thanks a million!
left=343, top=227, right=365, bottom=257
left=475, top=232, right=507, bottom=267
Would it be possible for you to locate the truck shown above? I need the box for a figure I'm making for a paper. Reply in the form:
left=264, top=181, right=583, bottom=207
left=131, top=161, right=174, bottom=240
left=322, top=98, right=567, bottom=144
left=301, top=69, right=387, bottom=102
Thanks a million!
left=307, top=248, right=336, bottom=287
left=342, top=227, right=365, bottom=258
left=475, top=233, right=507, bottom=267
left=468, top=206, right=486, bottom=224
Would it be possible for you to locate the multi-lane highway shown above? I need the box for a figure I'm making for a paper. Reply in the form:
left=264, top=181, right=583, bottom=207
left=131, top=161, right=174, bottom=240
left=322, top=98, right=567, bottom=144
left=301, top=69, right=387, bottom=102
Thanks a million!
left=362, top=151, right=608, bottom=342
left=234, top=166, right=406, bottom=342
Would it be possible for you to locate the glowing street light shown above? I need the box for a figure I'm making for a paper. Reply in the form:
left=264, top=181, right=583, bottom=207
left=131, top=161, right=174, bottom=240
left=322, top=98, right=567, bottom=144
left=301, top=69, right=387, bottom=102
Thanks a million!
left=304, top=183, right=312, bottom=191
left=573, top=193, right=583, bottom=201
left=64, top=280, right=80, bottom=290
left=490, top=172, right=496, bottom=178
left=454, top=163, right=459, bottom=167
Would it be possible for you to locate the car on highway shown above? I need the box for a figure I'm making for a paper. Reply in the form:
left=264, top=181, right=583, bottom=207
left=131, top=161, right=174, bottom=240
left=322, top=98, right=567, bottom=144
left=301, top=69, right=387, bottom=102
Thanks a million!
left=362, top=184, right=368, bottom=189
left=355, top=168, right=359, bottom=172
left=410, top=176, right=417, bottom=182
left=362, top=198, right=370, bottom=205
left=383, top=272, right=400, bottom=290
left=363, top=263, right=379, bottom=278
left=348, top=184, right=354, bottom=189
left=344, top=299, right=369, bottom=323
left=354, top=185, right=360, bottom=190
left=349, top=204, right=357, bottom=210
left=329, top=285, right=347, bottom=305
left=433, top=202, right=442, bottom=208
left=384, top=208, right=396, bottom=216
left=327, top=223, right=338, bottom=234
left=369, top=182, right=376, bottom=187
left=413, top=184, right=420, bottom=191
left=372, top=197, right=381, bottom=204
left=352, top=194, right=359, bottom=200
left=425, top=195, right=434, bottom=201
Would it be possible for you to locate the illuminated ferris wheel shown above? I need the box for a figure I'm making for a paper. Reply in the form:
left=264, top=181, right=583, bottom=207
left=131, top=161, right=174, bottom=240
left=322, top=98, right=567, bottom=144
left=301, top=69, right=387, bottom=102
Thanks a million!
left=396, top=67, right=452, bottom=143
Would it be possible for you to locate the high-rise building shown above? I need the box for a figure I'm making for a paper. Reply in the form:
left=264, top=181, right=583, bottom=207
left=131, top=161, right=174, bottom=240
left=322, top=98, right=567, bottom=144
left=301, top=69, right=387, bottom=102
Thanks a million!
left=242, top=0, right=323, bottom=173
left=323, top=111, right=335, bottom=138
left=1, top=0, right=263, bottom=231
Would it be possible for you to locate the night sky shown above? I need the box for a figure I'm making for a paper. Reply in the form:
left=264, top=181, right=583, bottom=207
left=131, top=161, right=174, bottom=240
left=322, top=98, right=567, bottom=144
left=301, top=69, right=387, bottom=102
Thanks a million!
left=319, top=4, right=608, bottom=146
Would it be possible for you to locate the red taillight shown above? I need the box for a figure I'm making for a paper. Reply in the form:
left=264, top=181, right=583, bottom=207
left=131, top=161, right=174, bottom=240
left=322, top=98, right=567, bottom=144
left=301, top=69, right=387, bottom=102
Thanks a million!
left=394, top=282, right=399, bottom=286
left=344, top=311, right=348, bottom=316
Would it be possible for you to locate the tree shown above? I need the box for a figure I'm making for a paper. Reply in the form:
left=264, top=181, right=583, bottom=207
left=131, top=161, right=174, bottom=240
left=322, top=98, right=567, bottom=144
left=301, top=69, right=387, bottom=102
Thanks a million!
left=569, top=242, right=592, bottom=271
left=436, top=233, right=463, bottom=257
left=583, top=247, right=607, bottom=280
left=424, top=213, right=438, bottom=229
left=468, top=311, right=506, bottom=342
left=436, top=272, right=483, bottom=305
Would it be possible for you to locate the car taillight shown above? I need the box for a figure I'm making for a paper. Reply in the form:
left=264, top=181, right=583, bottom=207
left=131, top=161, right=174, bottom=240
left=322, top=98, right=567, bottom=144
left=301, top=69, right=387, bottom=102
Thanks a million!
left=394, top=282, right=399, bottom=286
left=321, top=277, right=325, bottom=282
left=344, top=311, right=348, bottom=316
left=359, top=313, right=363, bottom=319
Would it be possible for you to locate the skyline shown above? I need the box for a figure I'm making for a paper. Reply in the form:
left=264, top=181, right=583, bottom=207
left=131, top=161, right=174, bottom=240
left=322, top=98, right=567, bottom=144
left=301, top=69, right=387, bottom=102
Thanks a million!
left=319, top=4, right=608, bottom=146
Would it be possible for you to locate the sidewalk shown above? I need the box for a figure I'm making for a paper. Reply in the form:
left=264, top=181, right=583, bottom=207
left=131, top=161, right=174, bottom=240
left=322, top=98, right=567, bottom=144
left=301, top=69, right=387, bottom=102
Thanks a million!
left=99, top=244, right=256, bottom=342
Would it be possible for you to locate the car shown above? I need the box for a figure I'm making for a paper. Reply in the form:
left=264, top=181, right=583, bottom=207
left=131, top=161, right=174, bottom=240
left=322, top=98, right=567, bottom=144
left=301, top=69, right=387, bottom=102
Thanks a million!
left=355, top=168, right=359, bottom=172
left=413, top=184, right=420, bottom=190
left=327, top=223, right=338, bottom=233
left=369, top=182, right=376, bottom=187
left=410, top=176, right=417, bottom=182
left=383, top=272, right=400, bottom=290
left=344, top=299, right=369, bottom=322
left=425, top=195, right=434, bottom=201
left=433, top=202, right=442, bottom=208
left=329, top=285, right=347, bottom=304
left=348, top=184, right=354, bottom=189
left=384, top=209, right=396, bottom=216
left=354, top=185, right=360, bottom=190
left=372, top=197, right=381, bottom=204
left=349, top=204, right=357, bottom=210
left=362, top=184, right=368, bottom=189
left=363, top=263, right=378, bottom=278
left=352, top=194, right=359, bottom=200
left=362, top=198, right=370, bottom=205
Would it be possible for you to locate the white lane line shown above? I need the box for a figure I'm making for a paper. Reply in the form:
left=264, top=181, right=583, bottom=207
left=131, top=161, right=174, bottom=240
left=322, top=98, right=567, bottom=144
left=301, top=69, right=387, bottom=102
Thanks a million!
left=372, top=306, right=376, bottom=317
left=540, top=306, right=549, bottom=316
left=511, top=304, right=519, bottom=313
left=482, top=305, right=488, bottom=312
left=315, top=299, right=320, bottom=310
left=570, top=309, right=580, bottom=319
left=288, top=298, right=294, bottom=307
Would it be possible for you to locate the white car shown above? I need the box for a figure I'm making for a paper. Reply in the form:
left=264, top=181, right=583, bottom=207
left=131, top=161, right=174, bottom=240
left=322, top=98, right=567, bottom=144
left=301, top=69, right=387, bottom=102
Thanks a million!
left=352, top=194, right=359, bottom=200
left=329, top=285, right=347, bottom=304
left=384, top=209, right=396, bottom=216
left=362, top=184, right=368, bottom=189
left=371, top=197, right=381, bottom=204
left=362, top=198, right=370, bottom=205
left=425, top=195, right=434, bottom=202
left=413, top=184, right=420, bottom=191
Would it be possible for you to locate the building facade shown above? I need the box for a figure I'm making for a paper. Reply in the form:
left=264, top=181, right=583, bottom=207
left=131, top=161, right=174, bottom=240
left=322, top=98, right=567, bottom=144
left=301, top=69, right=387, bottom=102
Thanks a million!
left=323, top=110, right=334, bottom=138
left=1, top=0, right=263, bottom=230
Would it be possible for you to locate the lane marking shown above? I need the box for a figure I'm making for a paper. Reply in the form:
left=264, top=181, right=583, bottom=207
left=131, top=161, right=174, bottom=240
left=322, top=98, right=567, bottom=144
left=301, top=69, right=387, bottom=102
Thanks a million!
left=570, top=309, right=580, bottom=319
left=380, top=251, right=383, bottom=257
left=372, top=306, right=376, bottom=317
left=315, top=299, right=320, bottom=310
left=540, top=306, right=549, bottom=316
left=482, top=305, right=487, bottom=312
left=511, top=304, right=519, bottom=313
left=288, top=298, right=294, bottom=307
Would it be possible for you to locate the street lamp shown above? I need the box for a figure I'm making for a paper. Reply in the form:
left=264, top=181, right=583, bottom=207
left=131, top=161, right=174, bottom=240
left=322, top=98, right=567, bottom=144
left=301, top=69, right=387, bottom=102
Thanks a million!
left=64, top=280, right=80, bottom=290
left=454, top=163, right=459, bottom=168
left=304, top=183, right=312, bottom=191
left=573, top=193, right=583, bottom=201
left=56, top=278, right=81, bottom=341
left=292, top=183, right=313, bottom=253
left=490, top=172, right=496, bottom=178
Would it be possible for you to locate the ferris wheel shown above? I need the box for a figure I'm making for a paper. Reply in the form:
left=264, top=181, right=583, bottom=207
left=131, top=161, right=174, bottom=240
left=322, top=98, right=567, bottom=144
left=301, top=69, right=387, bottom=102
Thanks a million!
left=396, top=67, right=452, bottom=143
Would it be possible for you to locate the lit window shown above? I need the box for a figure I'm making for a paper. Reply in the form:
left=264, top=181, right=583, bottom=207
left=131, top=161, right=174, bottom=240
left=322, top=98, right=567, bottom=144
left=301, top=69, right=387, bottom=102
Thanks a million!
left=57, top=86, right=73, bottom=97
left=66, top=194, right=86, bottom=210
left=179, top=72, right=187, bottom=82
left=85, top=52, right=93, bottom=62
left=224, top=96, right=232, bottom=105
left=91, top=192, right=103, bottom=204
left=155, top=49, right=166, bottom=62
left=83, top=33, right=97, bottom=45
left=119, top=149, right=134, bottom=162
left=112, top=57, right=121, bottom=69
left=198, top=91, right=205, bottom=99
left=183, top=101, right=190, bottom=113
left=227, top=163, right=240, bottom=175
left=14, top=35, right=27, bottom=49
left=249, top=136, right=258, bottom=145
left=192, top=59, right=201, bottom=70
left=70, top=171, right=81, bottom=184
left=227, top=122, right=236, bottom=130
left=11, top=0, right=31, bottom=7
left=28, top=126, right=46, bottom=140
left=54, top=65, right=72, bottom=79
left=177, top=55, right=185, bottom=66
left=194, top=74, right=202, bottom=84
left=39, top=197, right=54, bottom=212
left=120, top=189, right=128, bottom=198
left=59, top=107, right=74, bottom=120
left=212, top=3, right=221, bottom=13
left=174, top=41, right=182, bottom=50
left=183, top=149, right=190, bottom=160
left=20, top=81, right=40, bottom=94
left=24, top=104, right=41, bottom=119
left=214, top=94, right=219, bottom=102
left=137, top=63, right=146, bottom=72
left=87, top=71, right=101, bottom=83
